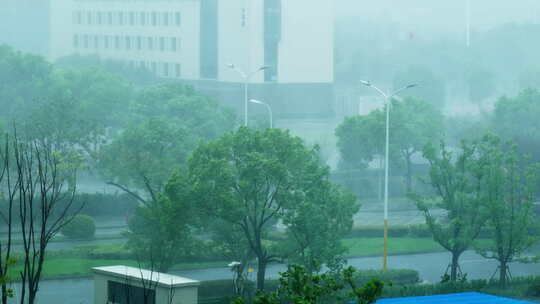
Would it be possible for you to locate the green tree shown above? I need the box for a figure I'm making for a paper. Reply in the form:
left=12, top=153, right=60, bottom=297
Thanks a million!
left=26, top=67, right=132, bottom=158
left=280, top=180, right=358, bottom=273
left=0, top=45, right=52, bottom=121
left=473, top=135, right=539, bottom=287
left=335, top=114, right=382, bottom=170
left=188, top=127, right=358, bottom=291
left=411, top=139, right=488, bottom=282
left=99, top=83, right=235, bottom=204
left=126, top=171, right=198, bottom=272
left=336, top=97, right=443, bottom=191
left=100, top=118, right=192, bottom=204
left=493, top=88, right=540, bottom=165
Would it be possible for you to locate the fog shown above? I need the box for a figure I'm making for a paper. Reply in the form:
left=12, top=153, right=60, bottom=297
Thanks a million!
left=2, top=1, right=540, bottom=303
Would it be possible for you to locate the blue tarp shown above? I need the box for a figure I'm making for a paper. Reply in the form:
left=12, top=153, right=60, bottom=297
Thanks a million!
left=376, top=292, right=535, bottom=304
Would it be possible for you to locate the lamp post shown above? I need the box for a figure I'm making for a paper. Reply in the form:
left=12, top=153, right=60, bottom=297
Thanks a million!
left=249, top=99, right=273, bottom=128
left=227, top=64, right=268, bottom=127
left=360, top=80, right=417, bottom=272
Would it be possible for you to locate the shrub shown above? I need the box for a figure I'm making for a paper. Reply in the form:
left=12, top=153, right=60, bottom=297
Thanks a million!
left=526, top=276, right=540, bottom=297
left=61, top=215, right=96, bottom=239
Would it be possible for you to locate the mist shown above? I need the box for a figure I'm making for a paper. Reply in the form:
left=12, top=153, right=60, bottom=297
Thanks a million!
left=2, top=1, right=540, bottom=304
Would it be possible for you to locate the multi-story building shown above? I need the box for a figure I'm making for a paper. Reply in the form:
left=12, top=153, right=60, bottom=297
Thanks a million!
left=4, top=0, right=335, bottom=118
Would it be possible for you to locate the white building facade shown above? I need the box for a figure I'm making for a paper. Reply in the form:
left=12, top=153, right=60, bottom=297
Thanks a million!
left=42, top=0, right=336, bottom=117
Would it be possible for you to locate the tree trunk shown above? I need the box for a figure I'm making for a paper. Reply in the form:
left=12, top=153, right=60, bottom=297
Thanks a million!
left=256, top=257, right=267, bottom=291
left=499, top=261, right=508, bottom=288
left=2, top=284, right=7, bottom=304
left=450, top=251, right=461, bottom=281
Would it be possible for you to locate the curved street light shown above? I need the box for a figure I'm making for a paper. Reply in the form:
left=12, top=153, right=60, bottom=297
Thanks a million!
left=227, top=64, right=269, bottom=127
left=360, top=80, right=418, bottom=272
left=249, top=99, right=273, bottom=129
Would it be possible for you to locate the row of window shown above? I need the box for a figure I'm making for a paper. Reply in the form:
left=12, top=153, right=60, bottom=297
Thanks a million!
left=135, top=61, right=182, bottom=78
left=73, top=34, right=181, bottom=52
left=74, top=10, right=181, bottom=27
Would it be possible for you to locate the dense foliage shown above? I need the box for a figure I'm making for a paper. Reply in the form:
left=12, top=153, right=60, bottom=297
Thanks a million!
left=336, top=97, right=443, bottom=190
left=187, top=127, right=359, bottom=290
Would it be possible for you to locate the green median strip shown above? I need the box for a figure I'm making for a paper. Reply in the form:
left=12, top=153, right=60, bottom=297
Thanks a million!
left=6, top=237, right=492, bottom=280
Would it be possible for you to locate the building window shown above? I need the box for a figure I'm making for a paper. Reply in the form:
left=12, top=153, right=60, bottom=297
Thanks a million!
left=151, top=12, right=157, bottom=26
left=140, top=12, right=146, bottom=25
left=163, top=12, right=169, bottom=26
left=136, top=36, right=142, bottom=50
left=175, top=63, right=181, bottom=78
left=108, top=281, right=155, bottom=304
left=73, top=35, right=79, bottom=48
left=125, top=36, right=131, bottom=50
left=104, top=36, right=110, bottom=49
left=175, top=12, right=181, bottom=26
left=129, top=12, right=135, bottom=26
left=163, top=63, right=169, bottom=77
left=75, top=11, right=82, bottom=24
left=151, top=62, right=157, bottom=73
left=96, top=12, right=102, bottom=25
left=170, top=37, right=177, bottom=52
left=147, top=37, right=154, bottom=50
left=241, top=8, right=246, bottom=27
left=108, top=12, right=113, bottom=25
left=118, top=12, right=124, bottom=25
left=87, top=11, right=93, bottom=25
left=159, top=37, right=165, bottom=51
left=83, top=35, right=89, bottom=48
left=115, top=36, right=120, bottom=49
left=94, top=36, right=99, bottom=48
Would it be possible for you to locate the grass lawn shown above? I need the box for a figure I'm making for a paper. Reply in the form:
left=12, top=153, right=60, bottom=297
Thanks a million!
left=8, top=259, right=229, bottom=279
left=343, top=237, right=444, bottom=257
left=6, top=237, right=493, bottom=279
left=343, top=237, right=493, bottom=257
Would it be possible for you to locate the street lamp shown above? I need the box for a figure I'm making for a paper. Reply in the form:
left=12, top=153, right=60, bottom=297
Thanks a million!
left=360, top=80, right=418, bottom=272
left=249, top=99, right=273, bottom=128
left=227, top=64, right=269, bottom=127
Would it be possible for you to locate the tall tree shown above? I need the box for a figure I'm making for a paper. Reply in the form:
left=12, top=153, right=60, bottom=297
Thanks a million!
left=280, top=180, right=358, bottom=273
left=99, top=83, right=235, bottom=203
left=411, top=139, right=488, bottom=282
left=188, top=127, right=359, bottom=290
left=493, top=88, right=540, bottom=165
left=126, top=171, right=199, bottom=272
left=336, top=97, right=443, bottom=191
left=473, top=135, right=539, bottom=287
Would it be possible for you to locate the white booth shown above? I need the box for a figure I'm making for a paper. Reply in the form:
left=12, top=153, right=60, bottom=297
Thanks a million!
left=92, top=265, right=200, bottom=304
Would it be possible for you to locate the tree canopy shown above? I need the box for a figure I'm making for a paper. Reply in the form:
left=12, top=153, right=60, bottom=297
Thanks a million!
left=99, top=83, right=236, bottom=203
left=187, top=127, right=358, bottom=290
left=336, top=97, right=443, bottom=190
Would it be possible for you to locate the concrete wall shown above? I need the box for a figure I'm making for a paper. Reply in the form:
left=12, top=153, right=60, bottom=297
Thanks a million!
left=93, top=273, right=198, bottom=304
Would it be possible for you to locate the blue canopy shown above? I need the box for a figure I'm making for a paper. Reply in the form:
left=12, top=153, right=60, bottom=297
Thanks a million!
left=376, top=292, right=535, bottom=304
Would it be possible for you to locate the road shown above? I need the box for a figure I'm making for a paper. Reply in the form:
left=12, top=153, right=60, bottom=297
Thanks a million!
left=10, top=250, right=540, bottom=304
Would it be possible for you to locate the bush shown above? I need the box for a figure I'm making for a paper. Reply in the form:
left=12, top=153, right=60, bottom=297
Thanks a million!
left=61, top=215, right=96, bottom=239
left=347, top=225, right=431, bottom=239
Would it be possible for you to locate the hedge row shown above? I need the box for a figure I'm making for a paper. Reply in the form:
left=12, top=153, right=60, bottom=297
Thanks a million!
left=382, top=276, right=540, bottom=299
left=199, top=276, right=540, bottom=304
left=198, top=269, right=420, bottom=302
